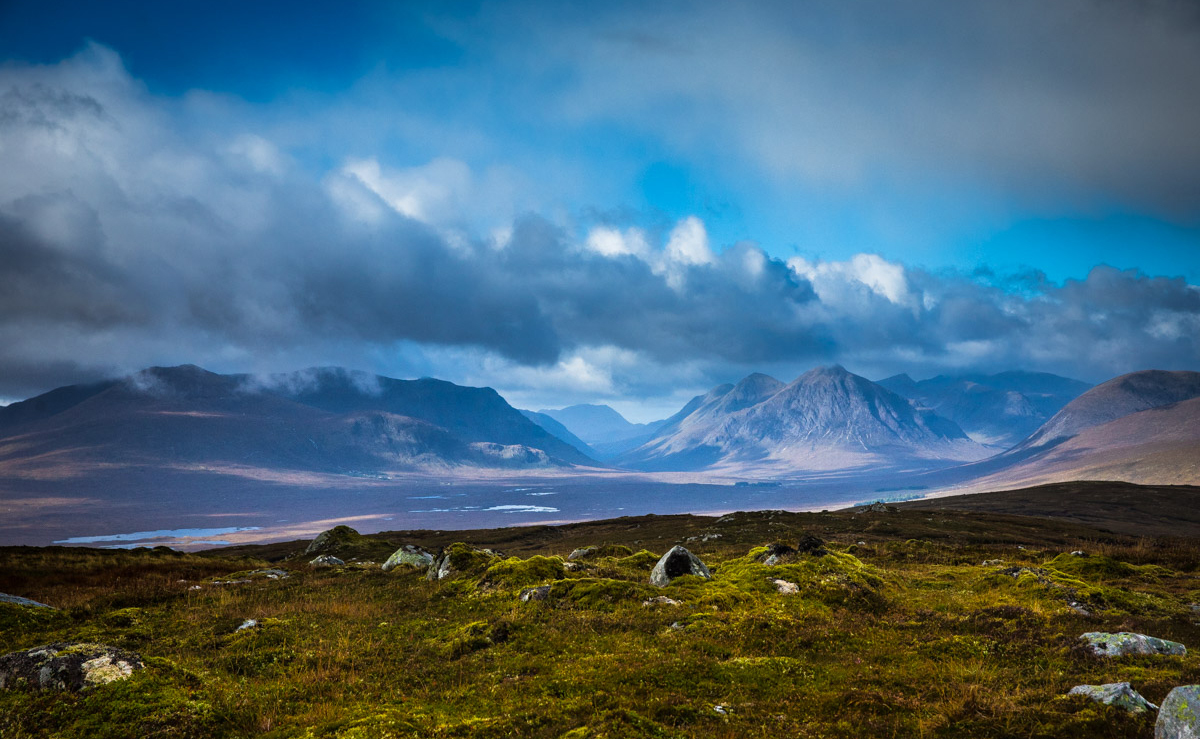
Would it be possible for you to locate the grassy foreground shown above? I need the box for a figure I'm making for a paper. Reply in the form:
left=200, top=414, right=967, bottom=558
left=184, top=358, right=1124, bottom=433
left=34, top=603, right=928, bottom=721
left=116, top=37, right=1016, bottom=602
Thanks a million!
left=1, top=505, right=1198, bottom=738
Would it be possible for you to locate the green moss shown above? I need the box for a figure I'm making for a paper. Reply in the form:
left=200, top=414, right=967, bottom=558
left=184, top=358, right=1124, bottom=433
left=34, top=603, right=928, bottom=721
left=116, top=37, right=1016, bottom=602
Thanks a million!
left=549, top=577, right=652, bottom=610
left=1045, top=553, right=1171, bottom=581
left=479, top=555, right=565, bottom=589
left=617, top=550, right=660, bottom=571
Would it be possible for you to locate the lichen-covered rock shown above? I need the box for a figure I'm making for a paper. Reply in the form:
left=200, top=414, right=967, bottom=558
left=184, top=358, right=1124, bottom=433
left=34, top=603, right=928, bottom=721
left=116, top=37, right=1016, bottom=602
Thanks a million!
left=0, top=643, right=143, bottom=691
left=0, top=593, right=55, bottom=609
left=1081, top=632, right=1187, bottom=658
left=568, top=546, right=596, bottom=561
left=519, top=585, right=551, bottom=603
left=309, top=555, right=345, bottom=567
left=642, top=595, right=681, bottom=607
left=649, top=546, right=711, bottom=587
left=772, top=579, right=799, bottom=595
left=381, top=545, right=433, bottom=572
left=305, top=525, right=361, bottom=555
left=1157, top=685, right=1200, bottom=739
left=1068, top=682, right=1158, bottom=713
left=425, top=543, right=501, bottom=581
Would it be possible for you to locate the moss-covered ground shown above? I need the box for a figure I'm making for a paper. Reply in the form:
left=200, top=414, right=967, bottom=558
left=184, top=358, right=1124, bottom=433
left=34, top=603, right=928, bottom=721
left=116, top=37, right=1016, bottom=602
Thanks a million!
left=1, top=505, right=1198, bottom=738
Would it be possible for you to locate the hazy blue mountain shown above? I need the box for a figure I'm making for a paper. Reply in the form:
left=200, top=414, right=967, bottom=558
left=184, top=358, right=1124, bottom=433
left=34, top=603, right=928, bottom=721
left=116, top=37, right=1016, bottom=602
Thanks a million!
left=519, top=409, right=596, bottom=457
left=0, top=365, right=595, bottom=475
left=538, top=403, right=668, bottom=445
left=878, top=370, right=1091, bottom=447
left=620, top=366, right=987, bottom=473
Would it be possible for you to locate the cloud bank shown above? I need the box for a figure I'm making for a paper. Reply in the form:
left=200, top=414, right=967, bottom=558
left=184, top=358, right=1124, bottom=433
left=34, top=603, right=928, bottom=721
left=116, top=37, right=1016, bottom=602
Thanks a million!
left=0, top=43, right=1198, bottom=412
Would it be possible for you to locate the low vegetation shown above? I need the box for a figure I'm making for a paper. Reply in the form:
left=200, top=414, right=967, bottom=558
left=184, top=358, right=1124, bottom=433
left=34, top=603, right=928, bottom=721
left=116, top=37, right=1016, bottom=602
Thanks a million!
left=1, top=506, right=1198, bottom=738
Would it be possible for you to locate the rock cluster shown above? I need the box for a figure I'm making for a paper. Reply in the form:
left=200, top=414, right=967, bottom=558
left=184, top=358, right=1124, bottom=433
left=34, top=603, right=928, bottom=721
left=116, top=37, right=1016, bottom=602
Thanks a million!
left=0, top=643, right=143, bottom=691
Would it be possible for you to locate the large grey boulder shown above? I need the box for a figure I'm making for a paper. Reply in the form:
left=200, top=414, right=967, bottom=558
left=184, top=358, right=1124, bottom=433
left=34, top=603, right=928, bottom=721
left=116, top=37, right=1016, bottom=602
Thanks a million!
left=650, top=546, right=711, bottom=587
left=1157, top=686, right=1200, bottom=738
left=382, top=545, right=433, bottom=572
left=1069, top=682, right=1158, bottom=713
left=1081, top=632, right=1187, bottom=658
left=0, top=593, right=55, bottom=609
left=0, top=643, right=143, bottom=691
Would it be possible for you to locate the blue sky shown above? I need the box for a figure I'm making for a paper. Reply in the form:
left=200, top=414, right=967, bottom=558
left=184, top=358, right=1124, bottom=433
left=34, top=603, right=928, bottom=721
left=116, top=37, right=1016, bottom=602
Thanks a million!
left=1, top=0, right=1198, bottom=418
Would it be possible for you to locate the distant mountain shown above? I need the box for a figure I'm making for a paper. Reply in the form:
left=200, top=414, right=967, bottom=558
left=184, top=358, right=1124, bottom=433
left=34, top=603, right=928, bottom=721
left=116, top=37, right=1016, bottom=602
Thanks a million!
left=0, top=365, right=596, bottom=476
left=519, top=410, right=596, bottom=457
left=959, top=395, right=1200, bottom=490
left=878, top=371, right=1091, bottom=448
left=620, top=366, right=988, bottom=473
left=538, top=404, right=667, bottom=445
left=1012, top=369, right=1200, bottom=454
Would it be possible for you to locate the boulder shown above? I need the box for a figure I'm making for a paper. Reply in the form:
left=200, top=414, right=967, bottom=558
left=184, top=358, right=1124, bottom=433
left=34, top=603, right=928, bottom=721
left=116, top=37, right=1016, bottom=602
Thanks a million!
left=0, top=593, right=55, bottom=609
left=1068, top=682, right=1158, bottom=713
left=1157, top=686, right=1200, bottom=739
left=309, top=555, right=345, bottom=567
left=0, top=643, right=143, bottom=691
left=236, top=618, right=258, bottom=632
left=519, top=585, right=551, bottom=603
left=304, top=525, right=360, bottom=555
left=425, top=543, right=500, bottom=581
left=381, top=545, right=433, bottom=572
left=1081, top=632, right=1187, bottom=658
left=568, top=547, right=597, bottom=561
left=649, top=546, right=711, bottom=587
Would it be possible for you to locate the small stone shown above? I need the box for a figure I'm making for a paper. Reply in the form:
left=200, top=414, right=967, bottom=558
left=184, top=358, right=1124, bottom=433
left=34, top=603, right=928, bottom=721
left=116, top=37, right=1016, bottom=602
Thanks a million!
left=772, top=579, right=799, bottom=595
left=236, top=619, right=258, bottom=632
left=309, top=554, right=345, bottom=567
left=713, top=704, right=729, bottom=715
left=649, top=546, right=712, bottom=587
left=519, top=585, right=551, bottom=603
left=856, top=541, right=867, bottom=546
left=0, top=593, right=55, bottom=609
left=188, top=585, right=202, bottom=591
left=669, top=621, right=685, bottom=630
left=1071, top=550, right=1086, bottom=557
left=567, top=546, right=597, bottom=561
left=981, top=559, right=1004, bottom=566
left=1068, top=682, right=1157, bottom=713
left=642, top=596, right=681, bottom=607
left=1157, top=685, right=1200, bottom=739
left=249, top=568, right=289, bottom=580
left=1081, top=632, right=1187, bottom=658
left=0, top=643, right=143, bottom=691
left=381, top=545, right=433, bottom=572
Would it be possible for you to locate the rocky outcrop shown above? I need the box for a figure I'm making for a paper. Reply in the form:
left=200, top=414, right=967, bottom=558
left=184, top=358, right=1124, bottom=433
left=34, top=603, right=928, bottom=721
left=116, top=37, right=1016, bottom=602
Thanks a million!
left=1081, top=632, right=1187, bottom=658
left=0, top=643, right=143, bottom=691
left=304, top=525, right=360, bottom=555
left=309, top=555, right=345, bottom=567
left=1068, top=682, right=1158, bottom=713
left=649, top=546, right=711, bottom=587
left=1157, top=686, right=1200, bottom=738
left=382, top=545, right=434, bottom=572
left=0, top=593, right=55, bottom=609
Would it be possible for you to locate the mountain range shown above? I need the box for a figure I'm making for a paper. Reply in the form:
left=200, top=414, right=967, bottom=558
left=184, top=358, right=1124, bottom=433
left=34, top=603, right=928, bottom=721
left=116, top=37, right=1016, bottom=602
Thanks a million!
left=0, top=365, right=596, bottom=478
left=877, top=371, right=1092, bottom=447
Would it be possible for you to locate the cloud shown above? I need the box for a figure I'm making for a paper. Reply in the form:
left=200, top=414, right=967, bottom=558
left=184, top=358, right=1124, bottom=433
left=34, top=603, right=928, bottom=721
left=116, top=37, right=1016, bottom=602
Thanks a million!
left=0, top=43, right=1197, bottom=410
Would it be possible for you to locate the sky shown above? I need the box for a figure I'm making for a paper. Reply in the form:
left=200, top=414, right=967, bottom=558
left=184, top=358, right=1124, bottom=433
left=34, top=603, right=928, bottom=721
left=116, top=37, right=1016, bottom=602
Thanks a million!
left=1, top=0, right=1198, bottom=421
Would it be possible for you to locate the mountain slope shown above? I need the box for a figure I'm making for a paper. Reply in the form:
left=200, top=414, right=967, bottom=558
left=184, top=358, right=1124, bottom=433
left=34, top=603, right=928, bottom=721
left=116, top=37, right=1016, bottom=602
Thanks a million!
left=878, top=371, right=1090, bottom=447
left=538, top=404, right=666, bottom=445
left=957, top=396, right=1200, bottom=490
left=0, top=365, right=593, bottom=477
left=621, top=366, right=987, bottom=473
left=1013, top=369, right=1200, bottom=453
left=519, top=410, right=596, bottom=457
